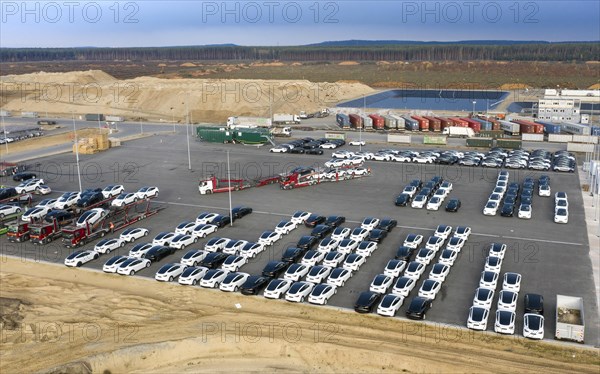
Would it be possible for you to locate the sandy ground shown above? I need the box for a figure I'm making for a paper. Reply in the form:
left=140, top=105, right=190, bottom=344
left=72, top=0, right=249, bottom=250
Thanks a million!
left=0, top=70, right=374, bottom=123
left=0, top=257, right=598, bottom=374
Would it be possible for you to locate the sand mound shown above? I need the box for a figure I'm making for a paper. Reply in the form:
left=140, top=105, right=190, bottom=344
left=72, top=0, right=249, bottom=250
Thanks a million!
left=338, top=61, right=359, bottom=66
left=180, top=62, right=197, bottom=67
left=0, top=70, right=116, bottom=85
left=588, top=83, right=600, bottom=89
left=250, top=62, right=286, bottom=67
left=499, top=83, right=533, bottom=90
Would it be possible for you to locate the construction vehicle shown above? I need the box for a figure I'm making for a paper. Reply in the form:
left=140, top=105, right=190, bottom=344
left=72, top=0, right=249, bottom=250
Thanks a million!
left=198, top=175, right=280, bottom=195
left=6, top=221, right=31, bottom=242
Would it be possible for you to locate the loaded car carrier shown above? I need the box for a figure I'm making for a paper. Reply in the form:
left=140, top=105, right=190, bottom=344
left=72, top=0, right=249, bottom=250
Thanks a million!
left=198, top=175, right=281, bottom=194
left=279, top=166, right=371, bottom=190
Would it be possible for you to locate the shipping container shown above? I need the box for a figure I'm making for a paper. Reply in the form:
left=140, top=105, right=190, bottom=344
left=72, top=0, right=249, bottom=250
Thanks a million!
left=521, top=133, right=544, bottom=142
left=362, top=116, right=373, bottom=130
left=498, top=120, right=520, bottom=136
left=402, top=116, right=419, bottom=131
left=390, top=114, right=406, bottom=130
left=382, top=115, right=398, bottom=130
left=105, top=115, right=125, bottom=122
left=477, top=116, right=501, bottom=131
left=471, top=118, right=493, bottom=131
left=460, top=118, right=481, bottom=133
left=234, top=129, right=270, bottom=144
left=448, top=117, right=468, bottom=127
left=227, top=116, right=272, bottom=127
left=548, top=134, right=573, bottom=143
left=496, top=139, right=522, bottom=149
left=85, top=113, right=105, bottom=121
left=368, top=114, right=385, bottom=130
left=422, top=116, right=441, bottom=132
left=572, top=135, right=598, bottom=144
left=423, top=136, right=447, bottom=145
left=197, top=128, right=234, bottom=143
left=534, top=120, right=562, bottom=134
left=336, top=113, right=351, bottom=128
left=466, top=138, right=493, bottom=148
left=478, top=130, right=505, bottom=139
left=435, top=117, right=454, bottom=131
left=349, top=114, right=363, bottom=129
left=561, top=122, right=592, bottom=136
left=567, top=142, right=594, bottom=153
left=411, top=115, right=430, bottom=131
left=21, top=111, right=38, bottom=118
left=387, top=134, right=412, bottom=144
left=592, top=127, right=600, bottom=136
left=512, top=119, right=544, bottom=134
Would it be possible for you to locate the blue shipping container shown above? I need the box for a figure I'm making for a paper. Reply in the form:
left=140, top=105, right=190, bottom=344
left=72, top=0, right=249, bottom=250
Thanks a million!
left=336, top=113, right=350, bottom=128
left=591, top=127, right=600, bottom=136
left=472, top=118, right=492, bottom=131
left=535, top=120, right=562, bottom=134
left=402, top=116, right=419, bottom=131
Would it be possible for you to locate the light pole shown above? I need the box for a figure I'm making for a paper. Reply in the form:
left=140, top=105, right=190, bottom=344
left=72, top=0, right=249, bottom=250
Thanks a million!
left=72, top=112, right=82, bottom=192
left=139, top=112, right=143, bottom=134
left=227, top=150, right=233, bottom=227
left=186, top=93, right=191, bottom=171
left=171, top=107, right=175, bottom=132
left=1, top=110, right=8, bottom=155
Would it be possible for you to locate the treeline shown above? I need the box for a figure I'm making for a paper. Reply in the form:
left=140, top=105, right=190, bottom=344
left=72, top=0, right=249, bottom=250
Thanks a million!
left=1, top=43, right=598, bottom=62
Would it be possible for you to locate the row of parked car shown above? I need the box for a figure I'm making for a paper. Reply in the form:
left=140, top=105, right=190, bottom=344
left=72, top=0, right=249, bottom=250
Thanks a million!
left=394, top=176, right=461, bottom=212
left=554, top=192, right=569, bottom=224
left=0, top=130, right=44, bottom=144
left=483, top=171, right=533, bottom=218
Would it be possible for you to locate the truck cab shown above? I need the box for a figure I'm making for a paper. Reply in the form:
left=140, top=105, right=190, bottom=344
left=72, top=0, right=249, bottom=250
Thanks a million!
left=199, top=179, right=216, bottom=194
left=7, top=222, right=30, bottom=242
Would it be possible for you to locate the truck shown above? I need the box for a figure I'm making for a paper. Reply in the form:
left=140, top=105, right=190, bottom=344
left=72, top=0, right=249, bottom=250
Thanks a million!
left=105, top=115, right=125, bottom=122
left=279, top=166, right=371, bottom=190
left=561, top=122, right=592, bottom=136
left=402, top=116, right=419, bottom=131
left=29, top=218, right=66, bottom=244
left=498, top=120, right=520, bottom=136
left=85, top=113, right=105, bottom=121
left=555, top=295, right=585, bottom=343
left=198, top=175, right=280, bottom=195
left=227, top=116, right=272, bottom=128
left=442, top=127, right=475, bottom=138
left=6, top=221, right=31, bottom=242
left=368, top=114, right=385, bottom=130
left=336, top=113, right=351, bottom=129
left=349, top=114, right=363, bottom=129
left=270, top=127, right=292, bottom=137
left=197, top=128, right=234, bottom=143
left=273, top=114, right=300, bottom=125
left=37, top=120, right=57, bottom=125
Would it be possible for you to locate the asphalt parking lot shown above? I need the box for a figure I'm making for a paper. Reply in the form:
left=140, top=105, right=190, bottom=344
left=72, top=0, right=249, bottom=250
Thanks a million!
left=1, top=132, right=597, bottom=346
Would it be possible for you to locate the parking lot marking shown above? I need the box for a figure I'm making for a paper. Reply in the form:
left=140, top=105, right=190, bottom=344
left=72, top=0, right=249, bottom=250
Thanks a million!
left=502, top=236, right=583, bottom=246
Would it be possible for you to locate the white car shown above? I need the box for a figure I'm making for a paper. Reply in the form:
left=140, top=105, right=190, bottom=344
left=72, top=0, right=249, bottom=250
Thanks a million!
left=384, top=259, right=406, bottom=278
left=15, top=179, right=45, bottom=193
left=426, top=196, right=443, bottom=211
left=337, top=238, right=359, bottom=254
left=301, top=250, right=326, bottom=267
left=523, top=314, right=545, bottom=340
left=54, top=193, right=80, bottom=210
left=348, top=167, right=370, bottom=176
left=195, top=212, right=219, bottom=224
left=497, top=290, right=518, bottom=312
left=488, top=243, right=507, bottom=260
left=320, top=142, right=338, bottom=149
left=518, top=204, right=532, bottom=219
left=361, top=217, right=380, bottom=231
left=222, top=240, right=248, bottom=255
left=102, top=184, right=124, bottom=198
left=94, top=238, right=125, bottom=254
left=36, top=185, right=52, bottom=195
left=326, top=267, right=352, bottom=287
left=404, top=261, right=426, bottom=280
left=306, top=265, right=333, bottom=284
left=285, top=281, right=315, bottom=302
left=554, top=208, right=568, bottom=224
left=434, top=225, right=452, bottom=240
left=36, top=198, right=58, bottom=210
left=349, top=227, right=369, bottom=241
left=349, top=140, right=366, bottom=146
left=479, top=271, right=499, bottom=290
left=317, top=237, right=340, bottom=252
left=392, top=276, right=417, bottom=297
left=111, top=192, right=138, bottom=207
left=428, top=263, right=450, bottom=282
left=322, top=251, right=346, bottom=268
left=454, top=226, right=471, bottom=240
left=538, top=184, right=551, bottom=197
left=221, top=255, right=247, bottom=272
left=155, top=263, right=185, bottom=282
left=371, top=153, right=392, bottom=161
left=191, top=223, right=218, bottom=239
left=284, top=263, right=310, bottom=282
left=200, top=269, right=229, bottom=288
left=403, top=234, right=423, bottom=249
left=152, top=231, right=177, bottom=246
left=418, top=279, right=442, bottom=300
left=290, top=211, right=311, bottom=224
left=332, top=150, right=354, bottom=159
left=308, top=284, right=337, bottom=305
left=502, top=272, right=522, bottom=292
left=258, top=231, right=281, bottom=246
left=204, top=237, right=231, bottom=252
left=402, top=186, right=417, bottom=198
left=136, top=186, right=159, bottom=199
left=180, top=249, right=209, bottom=266
left=238, top=242, right=264, bottom=259
left=483, top=201, right=499, bottom=216
left=324, top=158, right=347, bottom=168
left=178, top=266, right=209, bottom=285
left=75, top=208, right=107, bottom=227
left=489, top=193, right=502, bottom=204
left=102, top=255, right=130, bottom=273
left=415, top=248, right=436, bottom=265
left=473, top=287, right=495, bottom=309
left=175, top=221, right=197, bottom=235
left=377, top=294, right=404, bottom=317
left=370, top=274, right=393, bottom=294
left=128, top=243, right=154, bottom=258
left=331, top=227, right=351, bottom=240
left=438, top=249, right=458, bottom=267
left=484, top=256, right=503, bottom=273
left=21, top=206, right=50, bottom=222
left=116, top=257, right=151, bottom=275
left=425, top=236, right=444, bottom=252
left=274, top=220, right=297, bottom=235
left=467, top=306, right=490, bottom=331
left=355, top=241, right=378, bottom=257
left=554, top=192, right=568, bottom=204
left=264, top=278, right=294, bottom=299
left=411, top=195, right=427, bottom=209
left=64, top=250, right=99, bottom=267
left=446, top=237, right=466, bottom=252
left=219, top=272, right=250, bottom=292
left=342, top=253, right=366, bottom=271
left=439, top=181, right=453, bottom=193
left=120, top=227, right=149, bottom=242
left=270, top=145, right=289, bottom=153
left=389, top=154, right=412, bottom=162
left=412, top=155, right=435, bottom=163
left=494, top=310, right=516, bottom=334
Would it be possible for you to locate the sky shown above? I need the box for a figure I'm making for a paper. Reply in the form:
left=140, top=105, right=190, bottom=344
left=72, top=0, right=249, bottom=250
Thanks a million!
left=1, top=1, right=599, bottom=47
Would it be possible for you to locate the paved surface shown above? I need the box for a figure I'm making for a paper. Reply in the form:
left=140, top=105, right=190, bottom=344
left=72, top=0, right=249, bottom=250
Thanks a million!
left=0, top=133, right=597, bottom=346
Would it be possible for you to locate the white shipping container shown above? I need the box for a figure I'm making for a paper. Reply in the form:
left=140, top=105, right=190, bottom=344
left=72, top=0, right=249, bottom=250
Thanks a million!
left=387, top=134, right=411, bottom=144
left=548, top=134, right=573, bottom=143
left=105, top=115, right=124, bottom=122
left=0, top=110, right=11, bottom=117
left=521, top=133, right=544, bottom=142
left=572, top=135, right=598, bottom=144
left=567, top=142, right=595, bottom=153
left=21, top=111, right=38, bottom=118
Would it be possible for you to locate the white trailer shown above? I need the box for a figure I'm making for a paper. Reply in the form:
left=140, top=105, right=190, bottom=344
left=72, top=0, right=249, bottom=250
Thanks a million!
left=561, top=122, right=591, bottom=136
left=273, top=114, right=300, bottom=124
left=442, top=127, right=475, bottom=138
left=227, top=116, right=272, bottom=128
left=555, top=295, right=585, bottom=343
left=498, top=120, right=520, bottom=136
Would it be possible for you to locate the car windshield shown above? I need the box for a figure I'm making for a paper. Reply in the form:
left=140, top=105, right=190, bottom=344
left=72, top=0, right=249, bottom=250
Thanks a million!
left=498, top=312, right=512, bottom=324
left=526, top=315, right=542, bottom=329
left=477, top=289, right=491, bottom=299
left=182, top=268, right=199, bottom=277
left=502, top=292, right=515, bottom=303
left=471, top=308, right=485, bottom=321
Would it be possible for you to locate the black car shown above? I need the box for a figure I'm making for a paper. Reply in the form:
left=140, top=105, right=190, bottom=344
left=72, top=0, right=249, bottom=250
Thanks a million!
left=231, top=206, right=253, bottom=220
left=406, top=296, right=432, bottom=320
left=76, top=191, right=105, bottom=207
left=0, top=187, right=18, bottom=200
left=395, top=246, right=415, bottom=261
left=143, top=245, right=176, bottom=262
left=44, top=209, right=74, bottom=225
left=409, top=179, right=423, bottom=189
left=377, top=218, right=397, bottom=232
left=305, top=148, right=324, bottom=155
left=281, top=247, right=306, bottom=263
left=354, top=291, right=382, bottom=313
left=297, top=235, right=318, bottom=249
left=367, top=229, right=388, bottom=243
left=436, top=155, right=458, bottom=165
left=500, top=203, right=515, bottom=217
left=395, top=193, right=411, bottom=207
left=304, top=214, right=326, bottom=227
left=524, top=293, right=544, bottom=315
left=199, top=252, right=229, bottom=269
left=311, top=224, right=334, bottom=239
left=12, top=172, right=37, bottom=181
left=420, top=187, right=433, bottom=198
left=325, top=215, right=346, bottom=227
left=240, top=275, right=271, bottom=295
left=445, top=199, right=461, bottom=212
left=262, top=261, right=289, bottom=278
left=289, top=147, right=305, bottom=154
left=210, top=215, right=232, bottom=228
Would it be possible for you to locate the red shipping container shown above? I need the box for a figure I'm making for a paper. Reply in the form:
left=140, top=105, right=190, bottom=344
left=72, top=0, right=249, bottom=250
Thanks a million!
left=460, top=118, right=481, bottom=133
left=411, top=115, right=430, bottom=131
left=368, top=114, right=385, bottom=130
left=349, top=114, right=364, bottom=129
left=423, top=116, right=441, bottom=132
left=435, top=117, right=454, bottom=131
left=449, top=117, right=468, bottom=127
